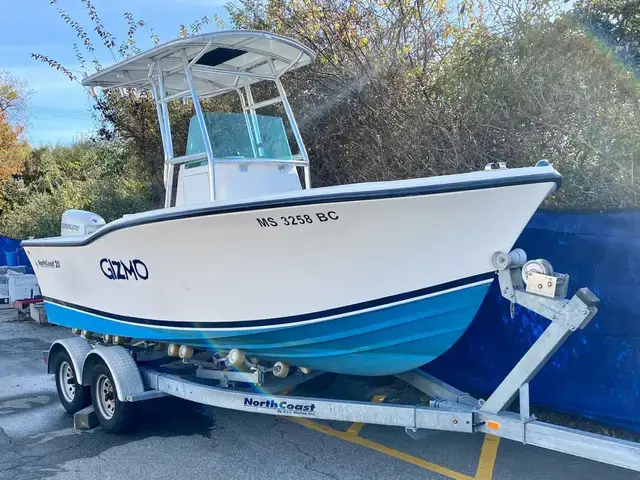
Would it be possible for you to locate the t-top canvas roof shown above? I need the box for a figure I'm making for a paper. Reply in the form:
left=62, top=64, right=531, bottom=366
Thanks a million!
left=82, top=30, right=315, bottom=96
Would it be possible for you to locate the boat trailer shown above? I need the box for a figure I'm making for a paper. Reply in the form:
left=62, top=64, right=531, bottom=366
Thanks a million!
left=44, top=250, right=640, bottom=472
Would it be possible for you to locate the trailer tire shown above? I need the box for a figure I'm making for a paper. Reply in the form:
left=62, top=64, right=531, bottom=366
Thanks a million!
left=53, top=350, right=90, bottom=414
left=90, top=362, right=134, bottom=433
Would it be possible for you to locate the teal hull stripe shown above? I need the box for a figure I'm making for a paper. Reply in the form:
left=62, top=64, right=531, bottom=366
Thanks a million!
left=43, top=272, right=493, bottom=329
left=43, top=281, right=491, bottom=376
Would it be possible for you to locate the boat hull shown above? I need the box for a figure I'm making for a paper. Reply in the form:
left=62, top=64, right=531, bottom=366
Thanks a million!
left=23, top=167, right=560, bottom=375
left=44, top=277, right=491, bottom=375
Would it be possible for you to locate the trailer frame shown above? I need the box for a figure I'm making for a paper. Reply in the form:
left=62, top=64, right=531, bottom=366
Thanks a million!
left=43, top=251, right=640, bottom=472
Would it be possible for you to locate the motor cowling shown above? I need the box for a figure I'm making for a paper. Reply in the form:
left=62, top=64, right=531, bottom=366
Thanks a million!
left=61, top=210, right=106, bottom=237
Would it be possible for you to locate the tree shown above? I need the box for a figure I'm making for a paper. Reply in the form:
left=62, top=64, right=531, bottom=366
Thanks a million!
left=0, top=71, right=30, bottom=127
left=0, top=113, right=28, bottom=183
left=0, top=140, right=154, bottom=238
left=0, top=72, right=30, bottom=184
left=225, top=0, right=640, bottom=209
left=575, top=0, right=640, bottom=74
left=31, top=1, right=223, bottom=208
left=25, top=0, right=640, bottom=217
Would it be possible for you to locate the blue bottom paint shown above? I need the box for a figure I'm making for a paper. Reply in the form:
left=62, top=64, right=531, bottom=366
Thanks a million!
left=45, top=282, right=491, bottom=376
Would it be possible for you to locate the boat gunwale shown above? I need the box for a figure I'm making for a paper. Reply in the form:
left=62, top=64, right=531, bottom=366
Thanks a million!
left=22, top=169, right=561, bottom=249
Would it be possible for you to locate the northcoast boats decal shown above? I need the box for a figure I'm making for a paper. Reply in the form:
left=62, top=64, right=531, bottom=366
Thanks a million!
left=100, top=258, right=149, bottom=281
left=256, top=210, right=339, bottom=228
left=244, top=397, right=317, bottom=416
left=36, top=260, right=61, bottom=269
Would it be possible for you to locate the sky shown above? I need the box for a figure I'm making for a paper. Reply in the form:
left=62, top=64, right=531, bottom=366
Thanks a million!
left=0, top=0, right=229, bottom=145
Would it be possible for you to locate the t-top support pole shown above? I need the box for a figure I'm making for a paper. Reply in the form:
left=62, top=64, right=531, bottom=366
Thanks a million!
left=156, top=58, right=176, bottom=208
left=149, top=81, right=169, bottom=186
left=275, top=78, right=311, bottom=189
left=237, top=89, right=258, bottom=158
left=182, top=50, right=217, bottom=201
left=244, top=84, right=265, bottom=158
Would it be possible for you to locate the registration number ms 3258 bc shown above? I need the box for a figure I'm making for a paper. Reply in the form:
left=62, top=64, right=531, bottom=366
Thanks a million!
left=256, top=211, right=339, bottom=228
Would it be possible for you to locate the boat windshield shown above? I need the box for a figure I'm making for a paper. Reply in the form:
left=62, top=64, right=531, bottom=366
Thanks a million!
left=186, top=112, right=294, bottom=160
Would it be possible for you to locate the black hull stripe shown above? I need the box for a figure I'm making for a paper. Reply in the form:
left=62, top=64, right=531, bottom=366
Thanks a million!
left=44, top=272, right=494, bottom=330
left=23, top=171, right=561, bottom=248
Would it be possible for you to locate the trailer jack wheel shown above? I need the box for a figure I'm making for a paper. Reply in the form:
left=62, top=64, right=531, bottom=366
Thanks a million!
left=90, top=362, right=134, bottom=433
left=54, top=351, right=90, bottom=414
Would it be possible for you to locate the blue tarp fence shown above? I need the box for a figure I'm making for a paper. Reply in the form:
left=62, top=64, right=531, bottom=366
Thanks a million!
left=424, top=210, right=640, bottom=432
left=0, top=235, right=32, bottom=272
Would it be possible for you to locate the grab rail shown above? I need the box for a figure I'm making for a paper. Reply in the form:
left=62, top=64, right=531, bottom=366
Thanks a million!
left=168, top=152, right=208, bottom=166
left=212, top=157, right=308, bottom=167
left=168, top=153, right=308, bottom=167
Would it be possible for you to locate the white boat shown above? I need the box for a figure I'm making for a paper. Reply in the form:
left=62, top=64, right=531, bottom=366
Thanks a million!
left=22, top=30, right=561, bottom=376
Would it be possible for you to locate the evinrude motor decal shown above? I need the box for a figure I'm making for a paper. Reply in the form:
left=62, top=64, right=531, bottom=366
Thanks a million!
left=244, top=397, right=317, bottom=416
left=100, top=258, right=149, bottom=280
left=61, top=222, right=80, bottom=232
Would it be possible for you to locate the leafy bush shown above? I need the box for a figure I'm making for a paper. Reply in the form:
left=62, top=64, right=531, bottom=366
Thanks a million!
left=0, top=140, right=153, bottom=238
left=6, top=0, right=640, bottom=241
left=89, top=0, right=640, bottom=211
left=225, top=0, right=640, bottom=210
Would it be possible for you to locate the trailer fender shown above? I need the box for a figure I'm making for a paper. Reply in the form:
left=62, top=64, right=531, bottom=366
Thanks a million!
left=81, top=346, right=144, bottom=402
left=47, top=337, right=92, bottom=378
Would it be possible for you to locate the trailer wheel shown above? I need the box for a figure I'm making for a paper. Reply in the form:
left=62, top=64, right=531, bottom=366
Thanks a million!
left=90, top=362, right=134, bottom=433
left=54, top=351, right=90, bottom=413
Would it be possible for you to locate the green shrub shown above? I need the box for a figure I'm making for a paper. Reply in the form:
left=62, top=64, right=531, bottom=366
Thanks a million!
left=0, top=140, right=153, bottom=239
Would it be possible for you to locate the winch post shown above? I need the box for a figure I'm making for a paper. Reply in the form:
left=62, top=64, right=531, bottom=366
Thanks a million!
left=479, top=251, right=599, bottom=414
left=519, top=383, right=531, bottom=421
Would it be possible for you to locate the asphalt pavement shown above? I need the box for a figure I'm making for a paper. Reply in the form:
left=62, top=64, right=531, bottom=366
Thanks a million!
left=0, top=309, right=637, bottom=480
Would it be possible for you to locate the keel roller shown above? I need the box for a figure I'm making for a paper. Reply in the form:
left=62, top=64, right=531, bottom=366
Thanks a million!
left=273, top=361, right=289, bottom=378
left=227, top=349, right=245, bottom=367
left=179, top=345, right=194, bottom=360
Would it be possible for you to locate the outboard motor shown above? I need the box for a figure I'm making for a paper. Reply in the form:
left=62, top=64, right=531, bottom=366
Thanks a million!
left=61, top=210, right=106, bottom=237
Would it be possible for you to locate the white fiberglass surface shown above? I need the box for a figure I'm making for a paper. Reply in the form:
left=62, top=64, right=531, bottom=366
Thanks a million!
left=23, top=165, right=558, bottom=246
left=116, top=164, right=559, bottom=222
left=82, top=31, right=315, bottom=94
left=25, top=180, right=554, bottom=321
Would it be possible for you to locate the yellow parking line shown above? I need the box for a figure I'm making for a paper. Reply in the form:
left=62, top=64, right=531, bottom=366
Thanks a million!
left=291, top=417, right=474, bottom=480
left=346, top=395, right=386, bottom=436
left=279, top=385, right=498, bottom=479
left=474, top=435, right=500, bottom=480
